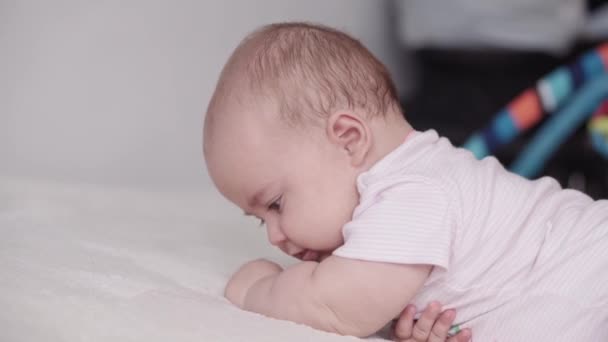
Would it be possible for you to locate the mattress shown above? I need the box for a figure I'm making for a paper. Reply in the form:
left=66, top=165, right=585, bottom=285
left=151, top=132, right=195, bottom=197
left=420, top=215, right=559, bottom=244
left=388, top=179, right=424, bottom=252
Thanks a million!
left=0, top=177, right=386, bottom=341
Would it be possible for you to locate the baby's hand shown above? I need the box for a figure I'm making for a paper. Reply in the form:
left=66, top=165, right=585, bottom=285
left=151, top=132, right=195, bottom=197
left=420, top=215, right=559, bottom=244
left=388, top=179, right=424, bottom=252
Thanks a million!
left=392, top=302, right=471, bottom=342
left=225, top=259, right=282, bottom=307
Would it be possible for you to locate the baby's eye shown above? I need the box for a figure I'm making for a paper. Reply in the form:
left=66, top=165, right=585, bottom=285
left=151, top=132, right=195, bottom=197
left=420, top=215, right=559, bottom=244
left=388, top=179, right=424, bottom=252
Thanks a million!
left=268, top=196, right=282, bottom=212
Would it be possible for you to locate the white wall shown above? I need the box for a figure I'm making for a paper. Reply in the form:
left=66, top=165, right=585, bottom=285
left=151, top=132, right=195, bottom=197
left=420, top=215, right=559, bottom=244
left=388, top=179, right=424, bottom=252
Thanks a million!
left=1, top=0, right=405, bottom=190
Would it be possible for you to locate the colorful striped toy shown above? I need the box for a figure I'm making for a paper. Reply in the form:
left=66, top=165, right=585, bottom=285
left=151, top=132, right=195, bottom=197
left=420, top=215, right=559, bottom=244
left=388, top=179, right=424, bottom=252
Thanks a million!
left=463, top=43, right=608, bottom=177
left=510, top=74, right=608, bottom=177
left=589, top=100, right=608, bottom=159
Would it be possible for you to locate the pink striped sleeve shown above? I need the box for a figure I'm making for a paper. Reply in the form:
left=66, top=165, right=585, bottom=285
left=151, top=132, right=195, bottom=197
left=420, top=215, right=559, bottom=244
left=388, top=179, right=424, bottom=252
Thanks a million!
left=333, top=181, right=454, bottom=269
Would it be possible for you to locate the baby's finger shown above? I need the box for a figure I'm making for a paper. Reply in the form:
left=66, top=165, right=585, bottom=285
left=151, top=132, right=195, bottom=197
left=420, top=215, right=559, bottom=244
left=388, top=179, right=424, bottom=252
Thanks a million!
left=427, top=309, right=455, bottom=342
left=411, top=302, right=441, bottom=341
left=447, top=328, right=471, bottom=342
left=393, top=305, right=417, bottom=340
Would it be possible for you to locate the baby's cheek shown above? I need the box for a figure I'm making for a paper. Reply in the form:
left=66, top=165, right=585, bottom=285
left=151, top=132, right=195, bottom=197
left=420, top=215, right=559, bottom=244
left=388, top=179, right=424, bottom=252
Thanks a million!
left=283, top=215, right=316, bottom=244
left=285, top=216, right=309, bottom=239
left=279, top=214, right=302, bottom=239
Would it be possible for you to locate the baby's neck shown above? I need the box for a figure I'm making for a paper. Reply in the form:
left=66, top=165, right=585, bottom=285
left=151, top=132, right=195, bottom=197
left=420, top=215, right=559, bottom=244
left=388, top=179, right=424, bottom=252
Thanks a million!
left=364, top=113, right=413, bottom=171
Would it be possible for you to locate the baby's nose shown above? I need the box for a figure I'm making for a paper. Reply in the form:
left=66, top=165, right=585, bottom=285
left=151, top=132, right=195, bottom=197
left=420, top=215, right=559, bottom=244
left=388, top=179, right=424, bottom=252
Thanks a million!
left=266, top=224, right=287, bottom=246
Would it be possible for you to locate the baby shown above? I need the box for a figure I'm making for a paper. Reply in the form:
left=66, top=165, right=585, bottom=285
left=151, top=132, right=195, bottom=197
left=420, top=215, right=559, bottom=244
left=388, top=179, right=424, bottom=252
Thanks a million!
left=203, top=23, right=608, bottom=341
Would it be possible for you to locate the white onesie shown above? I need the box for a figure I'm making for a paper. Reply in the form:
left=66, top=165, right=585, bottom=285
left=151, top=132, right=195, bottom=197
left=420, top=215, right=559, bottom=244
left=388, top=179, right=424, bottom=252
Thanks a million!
left=333, top=130, right=608, bottom=341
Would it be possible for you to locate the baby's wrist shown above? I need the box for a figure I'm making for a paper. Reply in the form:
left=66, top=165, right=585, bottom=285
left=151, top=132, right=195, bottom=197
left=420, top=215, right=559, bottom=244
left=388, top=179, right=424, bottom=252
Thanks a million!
left=242, top=273, right=278, bottom=309
left=226, top=259, right=282, bottom=307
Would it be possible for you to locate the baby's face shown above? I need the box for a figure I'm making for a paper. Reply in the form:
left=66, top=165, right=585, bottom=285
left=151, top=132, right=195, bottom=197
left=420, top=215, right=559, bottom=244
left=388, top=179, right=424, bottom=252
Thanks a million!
left=205, top=105, right=360, bottom=261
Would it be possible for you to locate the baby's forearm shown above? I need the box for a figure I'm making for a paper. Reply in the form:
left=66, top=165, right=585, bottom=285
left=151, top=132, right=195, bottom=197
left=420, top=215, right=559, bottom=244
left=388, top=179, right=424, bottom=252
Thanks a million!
left=241, top=257, right=431, bottom=337
left=243, top=261, right=354, bottom=334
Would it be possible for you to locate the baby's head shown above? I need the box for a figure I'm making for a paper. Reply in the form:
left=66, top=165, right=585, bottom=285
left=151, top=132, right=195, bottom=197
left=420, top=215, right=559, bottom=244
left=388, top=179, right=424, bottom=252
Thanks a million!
left=203, top=22, right=411, bottom=260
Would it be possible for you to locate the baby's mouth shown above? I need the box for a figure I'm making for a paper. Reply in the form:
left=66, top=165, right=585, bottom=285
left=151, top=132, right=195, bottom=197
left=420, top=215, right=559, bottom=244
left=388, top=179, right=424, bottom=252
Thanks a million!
left=293, top=250, right=319, bottom=261
left=293, top=250, right=331, bottom=262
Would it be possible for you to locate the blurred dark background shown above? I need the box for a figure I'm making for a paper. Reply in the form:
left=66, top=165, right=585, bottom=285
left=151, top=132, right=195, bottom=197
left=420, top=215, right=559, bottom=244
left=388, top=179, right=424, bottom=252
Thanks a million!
left=394, top=0, right=608, bottom=199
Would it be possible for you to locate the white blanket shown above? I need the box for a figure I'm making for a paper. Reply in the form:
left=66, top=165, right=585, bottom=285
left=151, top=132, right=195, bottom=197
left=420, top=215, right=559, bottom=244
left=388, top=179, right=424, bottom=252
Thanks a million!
left=0, top=178, right=385, bottom=342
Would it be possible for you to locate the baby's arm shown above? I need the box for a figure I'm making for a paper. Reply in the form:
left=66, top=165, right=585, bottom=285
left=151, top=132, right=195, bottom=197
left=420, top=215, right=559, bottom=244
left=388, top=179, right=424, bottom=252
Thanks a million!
left=225, top=256, right=431, bottom=337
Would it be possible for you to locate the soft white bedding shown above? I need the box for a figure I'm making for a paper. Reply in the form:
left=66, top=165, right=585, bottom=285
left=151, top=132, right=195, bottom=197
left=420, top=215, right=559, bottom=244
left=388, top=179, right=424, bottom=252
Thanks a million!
left=0, top=178, right=385, bottom=341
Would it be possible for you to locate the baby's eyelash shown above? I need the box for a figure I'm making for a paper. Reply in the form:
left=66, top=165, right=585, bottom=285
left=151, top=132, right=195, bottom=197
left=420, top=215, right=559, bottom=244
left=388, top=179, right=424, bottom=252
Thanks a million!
left=268, top=196, right=282, bottom=211
left=251, top=196, right=281, bottom=228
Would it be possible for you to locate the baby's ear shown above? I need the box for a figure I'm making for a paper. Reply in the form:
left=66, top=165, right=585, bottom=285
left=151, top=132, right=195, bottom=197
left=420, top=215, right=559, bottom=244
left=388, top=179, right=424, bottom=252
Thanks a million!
left=326, top=112, right=371, bottom=166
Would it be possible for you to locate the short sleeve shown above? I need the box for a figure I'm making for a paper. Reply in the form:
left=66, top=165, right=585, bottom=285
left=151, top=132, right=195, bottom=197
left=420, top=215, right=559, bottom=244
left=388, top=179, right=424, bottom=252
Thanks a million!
left=332, top=180, right=453, bottom=269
